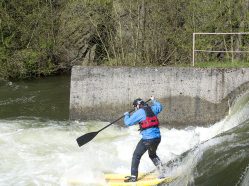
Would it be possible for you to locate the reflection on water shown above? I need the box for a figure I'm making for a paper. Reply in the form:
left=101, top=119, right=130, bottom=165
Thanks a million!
left=0, top=75, right=70, bottom=120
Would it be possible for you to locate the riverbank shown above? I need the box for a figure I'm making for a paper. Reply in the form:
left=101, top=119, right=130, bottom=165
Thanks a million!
left=2, top=1, right=249, bottom=80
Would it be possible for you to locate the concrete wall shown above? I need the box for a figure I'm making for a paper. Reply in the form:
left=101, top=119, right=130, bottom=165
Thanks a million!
left=70, top=66, right=249, bottom=128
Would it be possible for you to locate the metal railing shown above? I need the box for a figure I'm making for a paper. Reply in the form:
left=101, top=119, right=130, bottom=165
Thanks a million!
left=192, top=32, right=249, bottom=66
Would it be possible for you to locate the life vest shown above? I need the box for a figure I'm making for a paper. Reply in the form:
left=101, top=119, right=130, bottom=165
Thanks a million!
left=139, top=106, right=159, bottom=131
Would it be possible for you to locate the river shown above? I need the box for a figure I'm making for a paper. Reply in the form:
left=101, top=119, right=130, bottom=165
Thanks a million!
left=0, top=76, right=249, bottom=186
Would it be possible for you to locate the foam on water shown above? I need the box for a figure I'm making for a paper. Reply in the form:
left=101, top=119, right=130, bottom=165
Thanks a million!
left=1, top=93, right=249, bottom=185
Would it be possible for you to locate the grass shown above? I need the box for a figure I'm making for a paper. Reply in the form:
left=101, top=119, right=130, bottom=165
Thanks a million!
left=170, top=60, right=249, bottom=68
left=191, top=60, right=249, bottom=68
left=104, top=56, right=249, bottom=68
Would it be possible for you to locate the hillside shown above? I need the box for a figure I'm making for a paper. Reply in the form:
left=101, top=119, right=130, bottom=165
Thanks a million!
left=1, top=0, right=249, bottom=79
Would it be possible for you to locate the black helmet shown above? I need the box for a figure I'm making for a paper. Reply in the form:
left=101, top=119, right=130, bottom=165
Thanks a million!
left=133, top=98, right=145, bottom=107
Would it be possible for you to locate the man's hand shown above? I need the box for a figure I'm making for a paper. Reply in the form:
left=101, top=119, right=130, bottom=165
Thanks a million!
left=150, top=96, right=155, bottom=101
left=124, top=112, right=129, bottom=116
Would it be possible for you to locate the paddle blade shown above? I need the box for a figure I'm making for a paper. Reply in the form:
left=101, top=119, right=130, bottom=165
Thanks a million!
left=76, top=131, right=99, bottom=147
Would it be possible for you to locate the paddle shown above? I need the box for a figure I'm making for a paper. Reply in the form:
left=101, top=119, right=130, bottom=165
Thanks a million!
left=76, top=99, right=151, bottom=147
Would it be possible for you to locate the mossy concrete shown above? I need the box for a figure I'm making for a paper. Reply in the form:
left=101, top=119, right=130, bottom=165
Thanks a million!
left=70, top=66, right=249, bottom=128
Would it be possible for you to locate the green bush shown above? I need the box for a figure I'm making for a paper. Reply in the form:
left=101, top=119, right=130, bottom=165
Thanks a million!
left=1, top=0, right=249, bottom=79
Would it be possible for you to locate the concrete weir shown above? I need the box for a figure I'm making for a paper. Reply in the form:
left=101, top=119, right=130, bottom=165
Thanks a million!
left=70, top=66, right=249, bottom=128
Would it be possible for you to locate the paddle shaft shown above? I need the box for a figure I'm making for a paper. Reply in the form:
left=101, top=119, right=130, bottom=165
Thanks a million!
left=77, top=99, right=151, bottom=147
left=98, top=115, right=125, bottom=133
left=98, top=99, right=151, bottom=133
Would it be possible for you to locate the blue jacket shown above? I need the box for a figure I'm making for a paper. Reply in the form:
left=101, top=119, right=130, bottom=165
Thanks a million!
left=124, top=100, right=163, bottom=140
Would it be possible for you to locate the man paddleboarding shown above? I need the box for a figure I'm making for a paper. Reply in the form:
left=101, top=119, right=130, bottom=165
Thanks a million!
left=123, top=96, right=164, bottom=182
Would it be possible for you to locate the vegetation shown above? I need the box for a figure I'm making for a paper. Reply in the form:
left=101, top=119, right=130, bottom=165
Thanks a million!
left=183, top=60, right=249, bottom=68
left=1, top=0, right=249, bottom=79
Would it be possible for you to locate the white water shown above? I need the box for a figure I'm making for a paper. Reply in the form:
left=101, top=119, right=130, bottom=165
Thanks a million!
left=1, top=95, right=249, bottom=186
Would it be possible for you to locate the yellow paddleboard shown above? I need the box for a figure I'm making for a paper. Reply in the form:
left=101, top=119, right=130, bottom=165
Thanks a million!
left=105, top=173, right=176, bottom=186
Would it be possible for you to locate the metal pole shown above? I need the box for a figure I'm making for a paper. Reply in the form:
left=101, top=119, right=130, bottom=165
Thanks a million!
left=192, top=33, right=195, bottom=66
left=231, top=35, right=234, bottom=63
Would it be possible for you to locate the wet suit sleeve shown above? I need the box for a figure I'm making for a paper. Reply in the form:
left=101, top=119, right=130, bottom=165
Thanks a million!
left=150, top=100, right=163, bottom=115
left=124, top=109, right=145, bottom=126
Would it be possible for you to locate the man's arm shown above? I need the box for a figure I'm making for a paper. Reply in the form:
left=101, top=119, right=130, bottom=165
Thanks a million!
left=124, top=109, right=145, bottom=126
left=151, top=99, right=163, bottom=115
